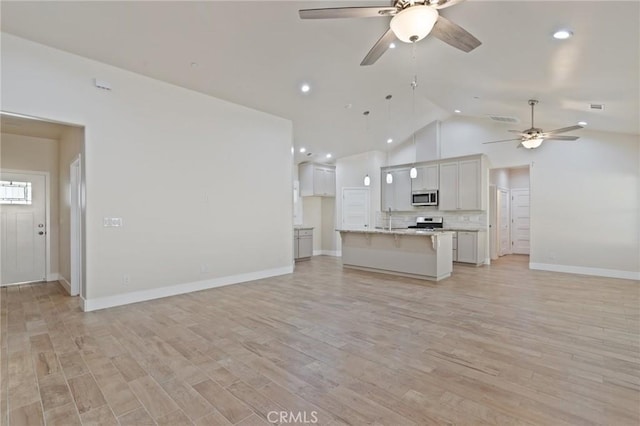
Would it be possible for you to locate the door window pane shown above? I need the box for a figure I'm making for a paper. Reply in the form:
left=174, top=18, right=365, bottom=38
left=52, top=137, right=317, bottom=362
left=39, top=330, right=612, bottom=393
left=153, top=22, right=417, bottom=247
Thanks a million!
left=0, top=181, right=32, bottom=205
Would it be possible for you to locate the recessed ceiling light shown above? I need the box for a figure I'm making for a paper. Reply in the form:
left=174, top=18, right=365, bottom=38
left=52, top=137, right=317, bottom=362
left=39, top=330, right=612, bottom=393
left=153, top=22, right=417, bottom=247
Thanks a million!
left=454, top=109, right=461, bottom=113
left=299, top=147, right=306, bottom=153
left=387, top=138, right=393, bottom=144
left=326, top=153, right=332, bottom=158
left=301, top=84, right=311, bottom=93
left=578, top=121, right=588, bottom=126
left=389, top=42, right=396, bottom=49
left=553, top=29, right=573, bottom=40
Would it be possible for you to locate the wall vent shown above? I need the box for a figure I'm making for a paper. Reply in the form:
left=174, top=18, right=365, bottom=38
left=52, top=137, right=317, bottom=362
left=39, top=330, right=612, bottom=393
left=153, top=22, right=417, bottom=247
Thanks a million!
left=489, top=115, right=520, bottom=124
left=589, top=103, right=605, bottom=111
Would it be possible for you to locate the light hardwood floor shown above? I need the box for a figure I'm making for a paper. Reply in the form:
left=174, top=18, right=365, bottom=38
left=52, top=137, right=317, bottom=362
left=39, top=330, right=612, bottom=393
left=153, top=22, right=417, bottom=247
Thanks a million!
left=1, top=255, right=639, bottom=425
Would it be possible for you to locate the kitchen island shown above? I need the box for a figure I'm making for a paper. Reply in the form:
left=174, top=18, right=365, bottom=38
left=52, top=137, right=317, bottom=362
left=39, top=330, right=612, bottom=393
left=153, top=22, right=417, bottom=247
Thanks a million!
left=337, top=229, right=453, bottom=281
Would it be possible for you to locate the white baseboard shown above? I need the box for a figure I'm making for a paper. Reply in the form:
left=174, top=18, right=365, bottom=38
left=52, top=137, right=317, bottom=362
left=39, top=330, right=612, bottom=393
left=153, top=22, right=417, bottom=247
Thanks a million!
left=59, top=276, right=72, bottom=295
left=530, top=263, right=640, bottom=281
left=313, top=250, right=341, bottom=257
left=82, top=265, right=294, bottom=312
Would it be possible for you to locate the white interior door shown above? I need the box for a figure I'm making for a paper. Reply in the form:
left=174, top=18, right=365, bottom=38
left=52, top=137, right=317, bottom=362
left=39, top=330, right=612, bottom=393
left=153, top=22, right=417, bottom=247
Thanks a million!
left=498, top=188, right=510, bottom=256
left=511, top=188, right=530, bottom=254
left=1, top=172, right=47, bottom=285
left=342, top=188, right=370, bottom=230
left=489, top=185, right=497, bottom=260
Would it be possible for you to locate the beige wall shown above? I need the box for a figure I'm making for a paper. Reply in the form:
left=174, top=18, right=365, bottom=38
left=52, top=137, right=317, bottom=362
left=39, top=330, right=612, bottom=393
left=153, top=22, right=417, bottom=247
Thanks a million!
left=2, top=34, right=293, bottom=306
left=302, top=196, right=322, bottom=252
left=58, top=126, right=83, bottom=285
left=0, top=133, right=60, bottom=279
left=321, top=197, right=336, bottom=252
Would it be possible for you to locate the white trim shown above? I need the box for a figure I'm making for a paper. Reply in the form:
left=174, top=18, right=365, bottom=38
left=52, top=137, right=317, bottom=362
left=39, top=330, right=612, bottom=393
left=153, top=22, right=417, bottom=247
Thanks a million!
left=81, top=265, right=294, bottom=312
left=70, top=156, right=82, bottom=297
left=59, top=276, right=72, bottom=294
left=530, top=263, right=640, bottom=281
left=0, top=168, right=51, bottom=283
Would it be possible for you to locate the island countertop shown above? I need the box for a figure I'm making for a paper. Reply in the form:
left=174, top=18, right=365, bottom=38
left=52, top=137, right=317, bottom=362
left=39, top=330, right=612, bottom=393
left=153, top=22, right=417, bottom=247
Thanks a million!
left=336, top=228, right=455, bottom=236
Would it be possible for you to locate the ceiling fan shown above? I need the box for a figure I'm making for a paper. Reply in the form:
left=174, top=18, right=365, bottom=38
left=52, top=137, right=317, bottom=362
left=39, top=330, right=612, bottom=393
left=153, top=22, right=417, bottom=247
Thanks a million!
left=299, top=0, right=481, bottom=66
left=483, top=100, right=583, bottom=149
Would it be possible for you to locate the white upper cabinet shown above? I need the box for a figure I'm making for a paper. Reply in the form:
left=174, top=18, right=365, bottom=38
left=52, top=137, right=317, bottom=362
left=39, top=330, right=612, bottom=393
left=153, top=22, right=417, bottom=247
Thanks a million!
left=300, top=163, right=336, bottom=197
left=438, top=156, right=486, bottom=211
left=411, top=164, right=439, bottom=192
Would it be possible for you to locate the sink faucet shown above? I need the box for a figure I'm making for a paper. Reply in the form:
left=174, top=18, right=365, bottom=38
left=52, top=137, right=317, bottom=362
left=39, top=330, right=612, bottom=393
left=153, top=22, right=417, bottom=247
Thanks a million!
left=388, top=207, right=392, bottom=231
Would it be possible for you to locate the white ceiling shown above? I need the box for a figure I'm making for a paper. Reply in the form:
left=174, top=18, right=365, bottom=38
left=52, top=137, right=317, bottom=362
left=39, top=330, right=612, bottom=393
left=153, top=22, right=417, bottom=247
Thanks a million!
left=2, top=1, right=638, bottom=163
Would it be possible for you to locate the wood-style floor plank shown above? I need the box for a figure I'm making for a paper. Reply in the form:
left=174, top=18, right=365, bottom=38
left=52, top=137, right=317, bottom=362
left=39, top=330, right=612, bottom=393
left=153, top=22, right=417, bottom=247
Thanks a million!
left=0, top=255, right=638, bottom=425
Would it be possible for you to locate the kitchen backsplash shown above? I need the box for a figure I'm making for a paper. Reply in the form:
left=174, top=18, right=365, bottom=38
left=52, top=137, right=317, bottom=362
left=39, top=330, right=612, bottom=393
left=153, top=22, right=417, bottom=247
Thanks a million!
left=375, top=210, right=487, bottom=229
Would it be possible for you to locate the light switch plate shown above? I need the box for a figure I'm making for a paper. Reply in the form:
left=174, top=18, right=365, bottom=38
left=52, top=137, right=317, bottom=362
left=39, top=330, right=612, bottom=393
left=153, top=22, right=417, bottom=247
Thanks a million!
left=103, top=217, right=111, bottom=227
left=111, top=218, right=122, bottom=227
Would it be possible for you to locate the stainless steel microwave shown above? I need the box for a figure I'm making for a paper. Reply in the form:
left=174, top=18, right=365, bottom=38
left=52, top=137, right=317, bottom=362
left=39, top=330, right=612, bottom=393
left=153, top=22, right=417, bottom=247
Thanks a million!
left=412, top=190, right=438, bottom=206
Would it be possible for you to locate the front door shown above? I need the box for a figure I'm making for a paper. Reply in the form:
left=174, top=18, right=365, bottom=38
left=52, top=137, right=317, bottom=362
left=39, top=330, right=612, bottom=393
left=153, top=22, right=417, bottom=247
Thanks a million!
left=1, top=172, right=47, bottom=285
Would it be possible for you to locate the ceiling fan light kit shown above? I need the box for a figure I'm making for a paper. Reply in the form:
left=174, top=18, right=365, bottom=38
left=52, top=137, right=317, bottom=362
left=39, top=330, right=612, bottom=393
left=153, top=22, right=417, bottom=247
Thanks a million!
left=521, top=138, right=543, bottom=149
left=390, top=6, right=439, bottom=43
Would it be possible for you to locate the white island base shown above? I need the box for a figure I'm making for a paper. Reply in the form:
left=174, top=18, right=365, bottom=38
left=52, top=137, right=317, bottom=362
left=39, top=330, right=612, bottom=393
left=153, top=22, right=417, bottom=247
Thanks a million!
left=338, top=230, right=453, bottom=281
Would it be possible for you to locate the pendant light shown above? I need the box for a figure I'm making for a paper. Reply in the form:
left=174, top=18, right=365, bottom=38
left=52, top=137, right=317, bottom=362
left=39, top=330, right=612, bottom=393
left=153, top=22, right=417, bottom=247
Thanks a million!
left=363, top=110, right=371, bottom=186
left=409, top=43, right=419, bottom=180
left=385, top=94, right=393, bottom=184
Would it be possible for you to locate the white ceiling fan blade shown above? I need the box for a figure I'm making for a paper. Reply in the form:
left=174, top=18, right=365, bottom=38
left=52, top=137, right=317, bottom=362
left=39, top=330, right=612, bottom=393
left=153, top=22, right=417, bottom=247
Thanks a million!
left=361, top=28, right=397, bottom=66
left=483, top=138, right=522, bottom=144
left=542, top=135, right=580, bottom=141
left=545, top=125, right=584, bottom=134
left=431, top=0, right=467, bottom=9
left=430, top=16, right=481, bottom=52
left=299, top=6, right=395, bottom=20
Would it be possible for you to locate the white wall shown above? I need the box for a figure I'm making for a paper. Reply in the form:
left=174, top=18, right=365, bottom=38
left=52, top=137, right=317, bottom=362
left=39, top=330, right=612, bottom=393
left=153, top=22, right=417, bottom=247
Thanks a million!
left=509, top=167, right=530, bottom=189
left=0, top=133, right=60, bottom=279
left=58, top=126, right=83, bottom=286
left=2, top=34, right=294, bottom=306
left=440, top=116, right=639, bottom=278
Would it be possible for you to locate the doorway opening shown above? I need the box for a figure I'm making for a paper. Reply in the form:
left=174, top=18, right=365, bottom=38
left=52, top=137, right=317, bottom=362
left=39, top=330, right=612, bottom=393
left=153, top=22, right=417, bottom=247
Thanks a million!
left=0, top=112, right=85, bottom=298
left=489, top=166, right=530, bottom=264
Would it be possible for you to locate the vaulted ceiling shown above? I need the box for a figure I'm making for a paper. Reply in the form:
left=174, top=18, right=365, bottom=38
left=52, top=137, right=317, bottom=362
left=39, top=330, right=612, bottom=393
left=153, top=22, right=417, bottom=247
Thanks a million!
left=2, top=1, right=638, bottom=163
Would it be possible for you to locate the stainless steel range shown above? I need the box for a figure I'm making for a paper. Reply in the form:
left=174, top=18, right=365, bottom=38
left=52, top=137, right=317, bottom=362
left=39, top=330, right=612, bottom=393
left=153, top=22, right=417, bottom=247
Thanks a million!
left=408, top=216, right=444, bottom=230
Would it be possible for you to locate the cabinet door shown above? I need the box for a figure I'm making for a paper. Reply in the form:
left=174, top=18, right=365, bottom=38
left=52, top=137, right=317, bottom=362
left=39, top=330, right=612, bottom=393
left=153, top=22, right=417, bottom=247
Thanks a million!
left=457, top=232, right=477, bottom=263
left=394, top=169, right=413, bottom=211
left=381, top=171, right=395, bottom=211
left=324, top=168, right=336, bottom=196
left=458, top=159, right=480, bottom=210
left=298, top=236, right=313, bottom=258
left=313, top=167, right=326, bottom=195
left=423, top=164, right=439, bottom=190
left=438, top=162, right=458, bottom=210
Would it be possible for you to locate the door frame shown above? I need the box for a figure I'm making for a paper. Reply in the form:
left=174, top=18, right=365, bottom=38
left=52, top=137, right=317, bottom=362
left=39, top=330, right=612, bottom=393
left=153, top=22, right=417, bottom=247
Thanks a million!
left=498, top=186, right=510, bottom=256
left=0, top=168, right=52, bottom=284
left=70, top=156, right=82, bottom=296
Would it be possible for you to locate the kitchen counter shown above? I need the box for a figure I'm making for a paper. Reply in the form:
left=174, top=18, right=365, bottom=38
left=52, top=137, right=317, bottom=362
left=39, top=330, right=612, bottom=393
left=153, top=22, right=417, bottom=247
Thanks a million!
left=442, top=228, right=487, bottom=232
left=294, top=226, right=314, bottom=230
left=337, top=229, right=453, bottom=281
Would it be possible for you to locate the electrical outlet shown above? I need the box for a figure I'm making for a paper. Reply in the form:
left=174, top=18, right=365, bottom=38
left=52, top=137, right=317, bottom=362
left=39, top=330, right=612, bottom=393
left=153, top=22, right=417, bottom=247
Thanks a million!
left=122, top=274, right=130, bottom=286
left=111, top=218, right=123, bottom=227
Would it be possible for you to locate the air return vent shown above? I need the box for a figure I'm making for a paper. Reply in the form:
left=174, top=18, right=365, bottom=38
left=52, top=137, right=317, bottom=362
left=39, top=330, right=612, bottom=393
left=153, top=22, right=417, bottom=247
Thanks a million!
left=489, top=115, right=520, bottom=124
left=589, top=103, right=605, bottom=111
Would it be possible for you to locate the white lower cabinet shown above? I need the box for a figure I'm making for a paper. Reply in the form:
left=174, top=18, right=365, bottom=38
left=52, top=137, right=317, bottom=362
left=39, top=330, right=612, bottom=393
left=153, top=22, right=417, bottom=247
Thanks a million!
left=294, top=229, right=313, bottom=260
left=452, top=231, right=486, bottom=265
